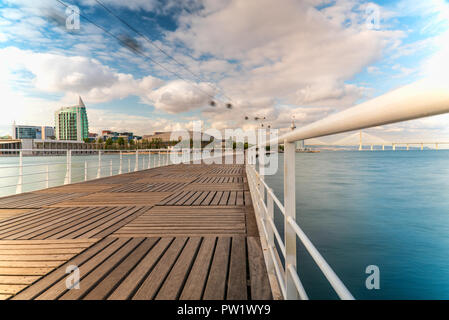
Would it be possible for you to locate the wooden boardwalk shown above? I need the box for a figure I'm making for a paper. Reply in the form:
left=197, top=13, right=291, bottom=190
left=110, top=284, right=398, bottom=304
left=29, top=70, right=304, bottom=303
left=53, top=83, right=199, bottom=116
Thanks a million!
left=0, top=162, right=272, bottom=300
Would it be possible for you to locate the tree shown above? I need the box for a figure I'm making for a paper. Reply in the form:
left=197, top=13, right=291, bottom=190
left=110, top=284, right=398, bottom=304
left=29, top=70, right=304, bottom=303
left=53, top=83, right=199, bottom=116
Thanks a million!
left=97, top=138, right=103, bottom=144
left=117, top=137, right=125, bottom=147
left=83, top=138, right=90, bottom=143
left=105, top=137, right=113, bottom=148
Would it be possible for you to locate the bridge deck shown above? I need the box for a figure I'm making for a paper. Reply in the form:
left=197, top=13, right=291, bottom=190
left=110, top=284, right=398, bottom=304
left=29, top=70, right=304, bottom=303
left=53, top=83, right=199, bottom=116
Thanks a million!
left=0, top=163, right=272, bottom=300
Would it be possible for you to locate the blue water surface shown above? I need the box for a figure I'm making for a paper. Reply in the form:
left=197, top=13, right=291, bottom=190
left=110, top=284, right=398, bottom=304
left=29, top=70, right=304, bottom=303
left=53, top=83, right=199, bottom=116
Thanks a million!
left=265, top=150, right=449, bottom=300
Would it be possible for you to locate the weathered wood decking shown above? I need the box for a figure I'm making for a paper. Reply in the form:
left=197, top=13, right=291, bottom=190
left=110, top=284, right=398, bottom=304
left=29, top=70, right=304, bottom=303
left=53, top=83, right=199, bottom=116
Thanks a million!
left=0, top=162, right=272, bottom=300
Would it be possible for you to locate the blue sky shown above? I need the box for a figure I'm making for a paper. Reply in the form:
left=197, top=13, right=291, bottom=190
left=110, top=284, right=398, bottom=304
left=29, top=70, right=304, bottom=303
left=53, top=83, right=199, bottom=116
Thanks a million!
left=1, top=0, right=449, bottom=142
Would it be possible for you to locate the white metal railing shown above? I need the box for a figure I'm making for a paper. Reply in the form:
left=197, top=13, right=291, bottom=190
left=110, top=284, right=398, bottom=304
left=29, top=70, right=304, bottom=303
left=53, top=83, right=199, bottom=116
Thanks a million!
left=246, top=80, right=449, bottom=300
left=0, top=148, right=234, bottom=196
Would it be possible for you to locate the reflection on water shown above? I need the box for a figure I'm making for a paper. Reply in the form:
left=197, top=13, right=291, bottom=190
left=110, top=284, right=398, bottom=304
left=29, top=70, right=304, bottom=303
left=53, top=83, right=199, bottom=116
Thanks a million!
left=265, top=150, right=449, bottom=299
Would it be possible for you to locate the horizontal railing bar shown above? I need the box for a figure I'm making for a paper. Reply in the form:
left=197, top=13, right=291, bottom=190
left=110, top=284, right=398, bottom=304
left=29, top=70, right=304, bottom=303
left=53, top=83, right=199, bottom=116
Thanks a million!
left=269, top=245, right=287, bottom=299
left=286, top=216, right=354, bottom=300
left=287, top=264, right=309, bottom=300
left=250, top=165, right=285, bottom=214
left=267, top=215, right=286, bottom=257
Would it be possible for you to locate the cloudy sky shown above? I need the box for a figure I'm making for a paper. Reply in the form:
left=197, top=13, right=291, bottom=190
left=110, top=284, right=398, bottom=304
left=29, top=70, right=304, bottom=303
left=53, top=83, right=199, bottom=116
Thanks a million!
left=1, top=0, right=449, bottom=143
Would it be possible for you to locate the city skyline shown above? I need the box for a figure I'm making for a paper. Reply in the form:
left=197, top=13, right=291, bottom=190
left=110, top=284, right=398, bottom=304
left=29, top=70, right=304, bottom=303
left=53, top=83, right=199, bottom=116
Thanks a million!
left=1, top=0, right=449, bottom=142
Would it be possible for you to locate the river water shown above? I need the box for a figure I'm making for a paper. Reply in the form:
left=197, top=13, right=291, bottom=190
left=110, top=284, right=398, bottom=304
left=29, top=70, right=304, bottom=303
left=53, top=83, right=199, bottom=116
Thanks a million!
left=265, top=151, right=449, bottom=299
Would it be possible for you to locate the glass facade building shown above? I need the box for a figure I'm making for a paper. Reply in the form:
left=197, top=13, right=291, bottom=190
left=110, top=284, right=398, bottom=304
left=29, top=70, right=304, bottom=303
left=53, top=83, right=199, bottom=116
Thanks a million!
left=55, top=97, right=89, bottom=141
left=12, top=124, right=55, bottom=140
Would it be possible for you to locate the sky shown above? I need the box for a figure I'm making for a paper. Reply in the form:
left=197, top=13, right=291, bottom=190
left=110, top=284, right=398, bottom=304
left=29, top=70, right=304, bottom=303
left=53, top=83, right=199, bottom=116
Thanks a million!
left=0, top=0, right=449, bottom=143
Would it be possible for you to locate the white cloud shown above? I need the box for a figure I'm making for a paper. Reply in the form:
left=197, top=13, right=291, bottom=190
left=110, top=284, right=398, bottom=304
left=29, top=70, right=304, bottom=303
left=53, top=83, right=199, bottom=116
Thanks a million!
left=168, top=0, right=402, bottom=112
left=145, top=80, right=215, bottom=113
left=0, top=47, right=165, bottom=104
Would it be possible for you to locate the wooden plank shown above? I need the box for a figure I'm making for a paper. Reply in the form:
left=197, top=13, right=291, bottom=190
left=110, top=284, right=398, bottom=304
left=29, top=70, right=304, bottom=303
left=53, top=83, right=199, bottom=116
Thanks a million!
left=25, top=207, right=122, bottom=240
left=0, top=284, right=27, bottom=294
left=51, top=193, right=170, bottom=207
left=59, top=238, right=145, bottom=300
left=247, top=237, right=272, bottom=300
left=132, top=237, right=187, bottom=300
left=0, top=255, right=76, bottom=261
left=219, top=192, right=230, bottom=205
left=0, top=267, right=53, bottom=275
left=0, top=209, right=32, bottom=221
left=180, top=237, right=216, bottom=300
left=0, top=276, right=40, bottom=285
left=155, top=237, right=202, bottom=300
left=0, top=239, right=98, bottom=245
left=228, top=192, right=237, bottom=206
left=83, top=238, right=159, bottom=300
left=227, top=236, right=247, bottom=300
left=210, top=192, right=223, bottom=206
left=0, top=261, right=63, bottom=268
left=203, top=237, right=231, bottom=300
left=201, top=191, right=217, bottom=206
left=236, top=192, right=244, bottom=206
left=108, top=238, right=173, bottom=300
left=12, top=238, right=116, bottom=300
left=0, top=207, right=79, bottom=236
left=183, top=192, right=203, bottom=206
left=34, top=238, right=129, bottom=300
left=42, top=207, right=135, bottom=239
left=191, top=191, right=210, bottom=206
left=85, top=206, right=151, bottom=239
left=0, top=207, right=96, bottom=239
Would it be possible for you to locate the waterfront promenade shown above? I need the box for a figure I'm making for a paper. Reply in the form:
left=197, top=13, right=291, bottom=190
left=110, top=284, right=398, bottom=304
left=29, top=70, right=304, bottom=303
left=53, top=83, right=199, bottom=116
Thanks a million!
left=0, top=161, right=272, bottom=300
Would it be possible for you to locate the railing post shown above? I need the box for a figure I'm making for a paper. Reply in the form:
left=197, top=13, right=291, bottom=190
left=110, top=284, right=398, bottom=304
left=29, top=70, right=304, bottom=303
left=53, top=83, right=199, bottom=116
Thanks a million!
left=97, top=151, right=102, bottom=179
left=110, top=160, right=113, bottom=176
left=64, top=150, right=71, bottom=185
left=134, top=150, right=139, bottom=172
left=16, top=151, right=23, bottom=194
left=266, top=189, right=275, bottom=275
left=158, top=151, right=161, bottom=167
left=84, top=161, right=88, bottom=181
left=119, top=151, right=123, bottom=174
left=148, top=150, right=151, bottom=169
left=259, top=161, right=265, bottom=204
left=128, top=158, right=131, bottom=173
left=284, top=140, right=298, bottom=299
left=69, top=150, right=72, bottom=184
left=46, top=164, right=49, bottom=188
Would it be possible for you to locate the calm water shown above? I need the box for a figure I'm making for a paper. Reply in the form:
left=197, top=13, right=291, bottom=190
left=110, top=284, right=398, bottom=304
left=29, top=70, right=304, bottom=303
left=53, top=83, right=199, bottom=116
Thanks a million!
left=0, top=153, right=170, bottom=197
left=265, top=150, right=449, bottom=299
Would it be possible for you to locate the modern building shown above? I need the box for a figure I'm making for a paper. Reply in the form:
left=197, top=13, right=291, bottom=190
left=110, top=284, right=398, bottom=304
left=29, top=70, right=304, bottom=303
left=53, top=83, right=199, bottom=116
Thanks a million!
left=101, top=130, right=140, bottom=142
left=55, top=96, right=89, bottom=141
left=11, top=122, right=55, bottom=140
left=143, top=131, right=214, bottom=143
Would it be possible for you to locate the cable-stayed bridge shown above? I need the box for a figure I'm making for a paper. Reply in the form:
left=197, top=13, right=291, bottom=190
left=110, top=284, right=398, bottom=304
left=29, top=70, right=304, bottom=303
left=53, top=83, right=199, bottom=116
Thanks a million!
left=305, top=131, right=449, bottom=150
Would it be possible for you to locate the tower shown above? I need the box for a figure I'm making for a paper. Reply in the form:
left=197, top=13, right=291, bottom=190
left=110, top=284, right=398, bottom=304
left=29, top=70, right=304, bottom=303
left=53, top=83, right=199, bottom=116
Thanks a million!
left=55, top=96, right=89, bottom=141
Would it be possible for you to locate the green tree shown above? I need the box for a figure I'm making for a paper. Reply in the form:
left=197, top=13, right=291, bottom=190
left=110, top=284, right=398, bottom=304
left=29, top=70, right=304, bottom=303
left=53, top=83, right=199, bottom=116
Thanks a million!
left=117, top=137, right=125, bottom=148
left=105, top=137, right=113, bottom=148
left=97, top=138, right=103, bottom=144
